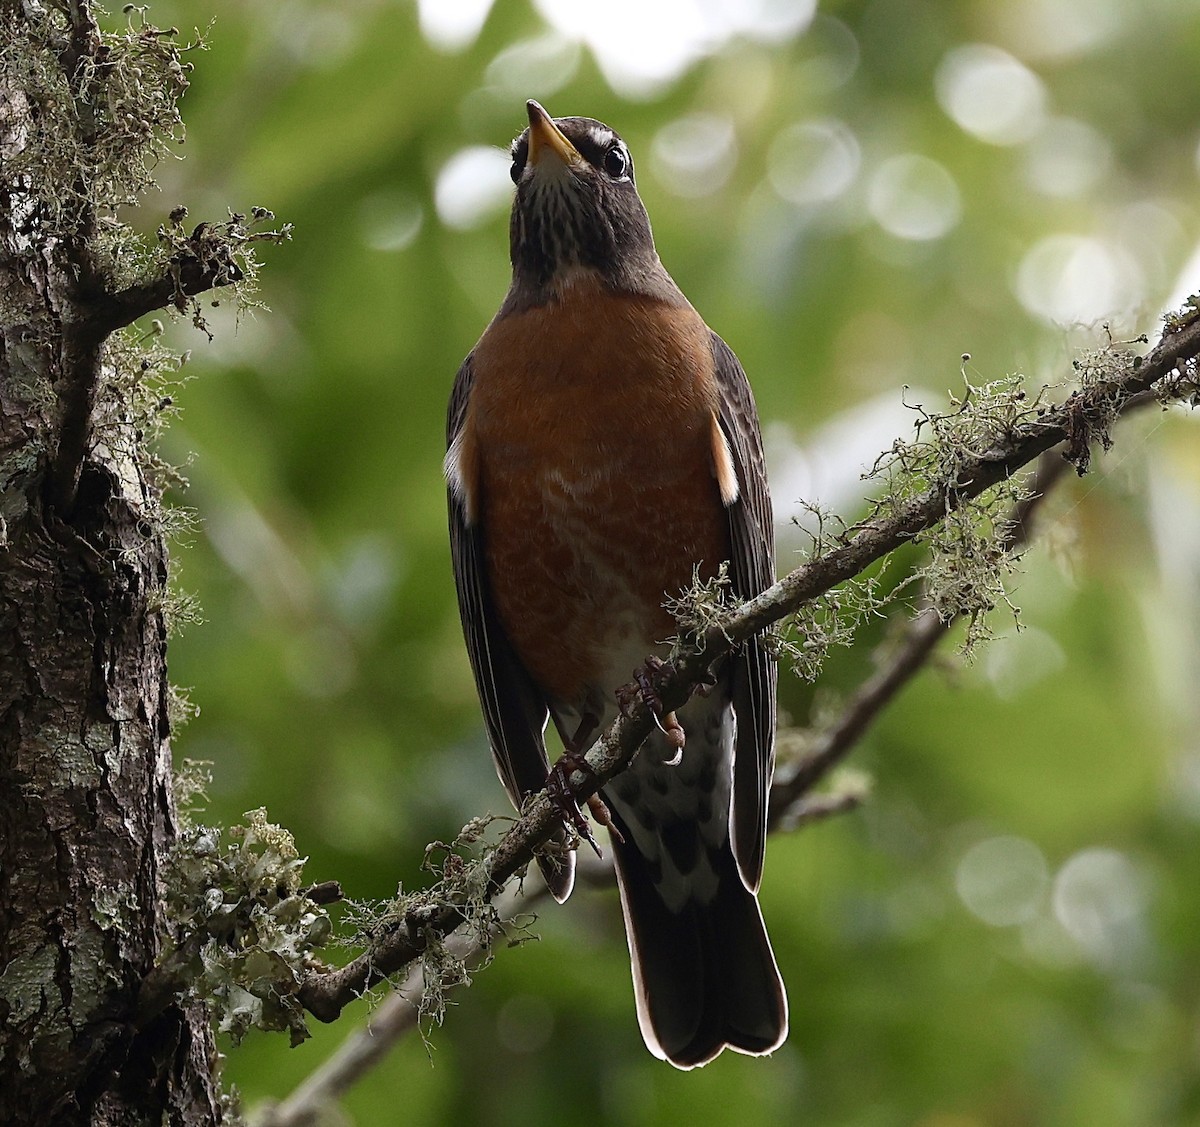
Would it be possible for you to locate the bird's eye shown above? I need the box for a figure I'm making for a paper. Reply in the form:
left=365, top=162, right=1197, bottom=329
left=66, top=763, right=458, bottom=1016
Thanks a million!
left=510, top=159, right=523, bottom=184
left=602, top=144, right=629, bottom=180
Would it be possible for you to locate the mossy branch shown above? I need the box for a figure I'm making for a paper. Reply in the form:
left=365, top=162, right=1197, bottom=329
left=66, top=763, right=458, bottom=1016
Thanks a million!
left=297, top=305, right=1200, bottom=1024
left=767, top=445, right=1072, bottom=826
left=86, top=208, right=294, bottom=339
left=1, top=3, right=288, bottom=514
left=277, top=423, right=1085, bottom=1108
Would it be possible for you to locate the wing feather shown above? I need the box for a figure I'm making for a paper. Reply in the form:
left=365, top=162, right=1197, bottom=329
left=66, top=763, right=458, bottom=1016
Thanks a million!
left=447, top=356, right=575, bottom=901
left=709, top=333, right=777, bottom=892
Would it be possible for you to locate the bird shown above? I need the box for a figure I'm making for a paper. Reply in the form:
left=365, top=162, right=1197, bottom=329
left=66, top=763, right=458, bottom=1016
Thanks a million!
left=445, top=100, right=787, bottom=1069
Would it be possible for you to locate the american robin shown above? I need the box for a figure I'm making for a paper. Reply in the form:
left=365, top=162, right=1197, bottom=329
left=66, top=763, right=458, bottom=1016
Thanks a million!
left=446, top=100, right=787, bottom=1069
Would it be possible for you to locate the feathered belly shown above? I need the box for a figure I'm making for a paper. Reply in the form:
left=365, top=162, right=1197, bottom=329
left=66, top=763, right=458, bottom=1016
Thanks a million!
left=464, top=287, right=731, bottom=709
left=483, top=425, right=729, bottom=709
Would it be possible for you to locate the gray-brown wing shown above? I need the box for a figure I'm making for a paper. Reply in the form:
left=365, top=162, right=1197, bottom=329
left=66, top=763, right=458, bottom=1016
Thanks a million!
left=710, top=332, right=777, bottom=892
left=447, top=356, right=574, bottom=901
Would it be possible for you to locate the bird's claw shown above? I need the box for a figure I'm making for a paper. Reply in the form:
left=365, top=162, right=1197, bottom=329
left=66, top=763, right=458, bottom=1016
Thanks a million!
left=617, top=656, right=686, bottom=765
left=617, top=655, right=671, bottom=717
left=545, top=752, right=621, bottom=856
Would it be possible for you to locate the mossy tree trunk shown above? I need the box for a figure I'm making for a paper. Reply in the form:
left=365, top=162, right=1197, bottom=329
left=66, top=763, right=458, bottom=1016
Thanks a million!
left=0, top=391, right=223, bottom=1125
left=0, top=3, right=250, bottom=1121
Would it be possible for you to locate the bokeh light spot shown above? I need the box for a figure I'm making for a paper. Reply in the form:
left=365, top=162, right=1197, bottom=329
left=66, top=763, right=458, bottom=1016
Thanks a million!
left=983, top=625, right=1066, bottom=700
left=1053, top=848, right=1151, bottom=968
left=992, top=0, right=1127, bottom=62
left=1024, top=116, right=1112, bottom=198
left=768, top=119, right=860, bottom=207
left=1015, top=234, right=1141, bottom=325
left=417, top=0, right=496, bottom=52
left=956, top=835, right=1049, bottom=927
left=484, top=33, right=582, bottom=99
left=936, top=44, right=1046, bottom=145
left=359, top=192, right=424, bottom=252
left=867, top=154, right=961, bottom=241
left=434, top=146, right=513, bottom=230
left=651, top=113, right=738, bottom=198
left=533, top=0, right=816, bottom=98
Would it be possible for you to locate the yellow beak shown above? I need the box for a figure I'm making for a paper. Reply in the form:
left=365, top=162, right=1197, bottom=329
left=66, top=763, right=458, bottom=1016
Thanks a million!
left=526, top=100, right=582, bottom=168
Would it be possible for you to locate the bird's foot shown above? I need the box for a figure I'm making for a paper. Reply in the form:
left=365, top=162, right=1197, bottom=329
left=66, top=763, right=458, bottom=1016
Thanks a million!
left=545, top=753, right=623, bottom=856
left=617, top=656, right=686, bottom=766
left=616, top=655, right=671, bottom=716
left=586, top=791, right=623, bottom=845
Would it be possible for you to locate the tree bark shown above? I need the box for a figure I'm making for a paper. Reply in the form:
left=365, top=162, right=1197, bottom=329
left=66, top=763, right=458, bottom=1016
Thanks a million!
left=0, top=4, right=224, bottom=1122
left=0, top=422, right=224, bottom=1126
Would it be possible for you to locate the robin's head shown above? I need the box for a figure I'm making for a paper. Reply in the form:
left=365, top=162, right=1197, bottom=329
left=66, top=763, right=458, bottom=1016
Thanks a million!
left=506, top=101, right=675, bottom=303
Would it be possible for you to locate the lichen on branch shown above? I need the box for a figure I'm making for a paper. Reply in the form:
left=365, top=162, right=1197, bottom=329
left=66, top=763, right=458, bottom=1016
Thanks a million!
left=0, top=2, right=193, bottom=229
left=150, top=781, right=332, bottom=1049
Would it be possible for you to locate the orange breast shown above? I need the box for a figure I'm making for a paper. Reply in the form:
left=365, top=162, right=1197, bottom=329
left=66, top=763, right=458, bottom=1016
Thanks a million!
left=465, top=285, right=730, bottom=706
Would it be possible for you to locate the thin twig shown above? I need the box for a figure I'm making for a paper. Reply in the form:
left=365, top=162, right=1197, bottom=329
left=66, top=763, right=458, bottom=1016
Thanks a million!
left=778, top=789, right=869, bottom=830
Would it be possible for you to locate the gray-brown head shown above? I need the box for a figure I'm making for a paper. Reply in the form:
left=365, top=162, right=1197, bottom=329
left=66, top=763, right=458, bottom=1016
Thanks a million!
left=505, top=101, right=679, bottom=306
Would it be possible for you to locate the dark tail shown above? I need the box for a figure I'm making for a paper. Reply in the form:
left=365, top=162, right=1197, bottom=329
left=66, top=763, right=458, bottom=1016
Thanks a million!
left=609, top=828, right=788, bottom=1069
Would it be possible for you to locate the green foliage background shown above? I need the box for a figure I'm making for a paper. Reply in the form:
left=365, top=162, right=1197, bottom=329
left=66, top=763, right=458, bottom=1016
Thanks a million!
left=132, top=0, right=1200, bottom=1122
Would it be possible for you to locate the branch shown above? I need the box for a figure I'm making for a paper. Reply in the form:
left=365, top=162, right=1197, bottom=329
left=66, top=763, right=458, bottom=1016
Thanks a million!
left=261, top=901, right=508, bottom=1127
left=767, top=384, right=1170, bottom=821
left=51, top=211, right=289, bottom=513
left=778, top=787, right=870, bottom=829
left=263, top=858, right=614, bottom=1127
left=43, top=0, right=107, bottom=514
left=91, top=226, right=244, bottom=334
left=768, top=447, right=1073, bottom=826
left=85, top=211, right=293, bottom=339
left=271, top=453, right=1070, bottom=1108
left=297, top=308, right=1200, bottom=1024
left=49, top=329, right=103, bottom=513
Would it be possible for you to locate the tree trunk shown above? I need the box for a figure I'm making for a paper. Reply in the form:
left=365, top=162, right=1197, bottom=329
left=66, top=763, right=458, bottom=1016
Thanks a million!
left=0, top=434, right=224, bottom=1125
left=0, top=3, right=224, bottom=1122
left=0, top=429, right=225, bottom=1124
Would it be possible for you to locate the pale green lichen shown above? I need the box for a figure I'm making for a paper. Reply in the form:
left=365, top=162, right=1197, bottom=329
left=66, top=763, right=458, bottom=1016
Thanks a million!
left=159, top=806, right=331, bottom=1048
left=153, top=205, right=293, bottom=338
left=93, top=328, right=195, bottom=492
left=91, top=885, right=138, bottom=934
left=151, top=583, right=205, bottom=636
left=782, top=567, right=889, bottom=681
left=67, top=924, right=123, bottom=1029
left=0, top=3, right=195, bottom=230
left=917, top=500, right=1022, bottom=653
left=40, top=722, right=104, bottom=790
left=860, top=370, right=1044, bottom=657
left=1162, top=294, right=1200, bottom=334
left=0, top=943, right=60, bottom=1028
left=1062, top=340, right=1142, bottom=473
left=664, top=562, right=734, bottom=653
left=167, top=682, right=200, bottom=732
left=173, top=757, right=213, bottom=828
left=335, top=816, right=534, bottom=1043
